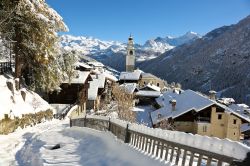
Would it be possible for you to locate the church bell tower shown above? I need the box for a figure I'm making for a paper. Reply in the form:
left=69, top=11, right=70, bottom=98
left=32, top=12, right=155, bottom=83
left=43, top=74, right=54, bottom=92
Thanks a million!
left=126, top=34, right=135, bottom=72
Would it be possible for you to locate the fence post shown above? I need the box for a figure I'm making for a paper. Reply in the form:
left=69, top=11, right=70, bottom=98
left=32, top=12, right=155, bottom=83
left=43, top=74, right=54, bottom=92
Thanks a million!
left=84, top=115, right=87, bottom=127
left=70, top=118, right=72, bottom=127
left=108, top=117, right=111, bottom=131
left=124, top=123, right=130, bottom=143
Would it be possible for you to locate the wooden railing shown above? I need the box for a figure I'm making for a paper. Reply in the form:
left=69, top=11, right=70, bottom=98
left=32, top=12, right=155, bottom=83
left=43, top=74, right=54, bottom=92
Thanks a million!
left=0, top=62, right=12, bottom=74
left=70, top=116, right=247, bottom=166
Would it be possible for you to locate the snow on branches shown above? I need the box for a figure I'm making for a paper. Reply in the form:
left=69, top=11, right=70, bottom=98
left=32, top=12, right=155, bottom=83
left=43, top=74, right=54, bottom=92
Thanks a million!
left=0, top=0, right=71, bottom=92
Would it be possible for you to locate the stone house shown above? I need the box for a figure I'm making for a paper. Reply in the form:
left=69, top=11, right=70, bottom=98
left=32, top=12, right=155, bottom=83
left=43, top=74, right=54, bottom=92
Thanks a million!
left=138, top=73, right=166, bottom=89
left=151, top=89, right=250, bottom=141
left=119, top=69, right=142, bottom=84
left=135, top=83, right=161, bottom=105
left=119, top=69, right=166, bottom=90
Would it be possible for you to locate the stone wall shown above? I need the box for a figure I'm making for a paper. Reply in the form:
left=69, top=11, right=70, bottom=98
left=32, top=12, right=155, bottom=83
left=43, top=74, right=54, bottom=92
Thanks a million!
left=0, top=110, right=53, bottom=134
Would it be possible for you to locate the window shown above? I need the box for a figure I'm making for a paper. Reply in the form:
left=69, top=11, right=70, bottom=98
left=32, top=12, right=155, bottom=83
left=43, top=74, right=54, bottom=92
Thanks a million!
left=218, top=114, right=222, bottom=120
left=129, top=50, right=133, bottom=55
left=157, top=83, right=160, bottom=87
left=233, top=119, right=237, bottom=124
left=144, top=81, right=146, bottom=85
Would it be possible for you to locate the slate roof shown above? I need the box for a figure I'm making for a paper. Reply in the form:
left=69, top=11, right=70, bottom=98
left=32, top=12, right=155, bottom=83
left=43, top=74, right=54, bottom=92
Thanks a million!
left=87, top=61, right=104, bottom=67
left=141, top=72, right=158, bottom=79
left=88, top=73, right=106, bottom=100
left=151, top=89, right=215, bottom=125
left=151, top=89, right=250, bottom=125
left=119, top=69, right=143, bottom=81
left=217, top=98, right=235, bottom=105
left=228, top=104, right=250, bottom=123
left=103, top=71, right=118, bottom=82
left=88, top=79, right=99, bottom=100
left=75, top=62, right=92, bottom=69
left=62, top=71, right=90, bottom=84
left=241, top=123, right=250, bottom=132
left=140, top=83, right=161, bottom=92
left=136, top=90, right=161, bottom=97
left=119, top=83, right=138, bottom=94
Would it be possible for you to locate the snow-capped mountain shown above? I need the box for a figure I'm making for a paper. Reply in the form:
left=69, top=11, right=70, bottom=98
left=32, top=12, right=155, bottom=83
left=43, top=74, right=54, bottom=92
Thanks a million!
left=153, top=31, right=200, bottom=46
left=60, top=32, right=200, bottom=71
left=139, top=15, right=250, bottom=105
left=60, top=35, right=126, bottom=55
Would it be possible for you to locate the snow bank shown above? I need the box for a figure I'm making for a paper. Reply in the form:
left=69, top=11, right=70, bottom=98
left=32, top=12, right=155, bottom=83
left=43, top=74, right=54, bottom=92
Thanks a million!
left=1, top=119, right=166, bottom=166
left=0, top=75, right=53, bottom=120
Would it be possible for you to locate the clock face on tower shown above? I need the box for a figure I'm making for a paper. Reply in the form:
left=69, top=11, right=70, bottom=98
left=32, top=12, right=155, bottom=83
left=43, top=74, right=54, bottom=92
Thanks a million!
left=129, top=50, right=133, bottom=55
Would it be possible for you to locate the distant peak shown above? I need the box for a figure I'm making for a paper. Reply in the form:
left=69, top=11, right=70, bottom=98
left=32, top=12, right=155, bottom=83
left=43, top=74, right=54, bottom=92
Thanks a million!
left=186, top=31, right=198, bottom=35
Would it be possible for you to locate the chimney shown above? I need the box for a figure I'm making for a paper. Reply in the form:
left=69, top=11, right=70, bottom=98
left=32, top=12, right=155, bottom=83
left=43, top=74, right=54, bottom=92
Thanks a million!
left=171, top=99, right=176, bottom=111
left=209, top=90, right=217, bottom=100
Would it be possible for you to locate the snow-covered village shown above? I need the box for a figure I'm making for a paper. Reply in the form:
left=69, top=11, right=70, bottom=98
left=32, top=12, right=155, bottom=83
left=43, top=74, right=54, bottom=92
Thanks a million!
left=1, top=0, right=250, bottom=166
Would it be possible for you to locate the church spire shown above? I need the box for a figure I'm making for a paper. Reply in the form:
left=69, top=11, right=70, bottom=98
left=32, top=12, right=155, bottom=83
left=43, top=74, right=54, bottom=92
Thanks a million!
left=126, top=34, right=135, bottom=72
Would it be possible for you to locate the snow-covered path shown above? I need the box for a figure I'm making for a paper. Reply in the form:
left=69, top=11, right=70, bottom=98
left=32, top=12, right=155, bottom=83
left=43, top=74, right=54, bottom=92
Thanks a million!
left=0, top=119, right=167, bottom=166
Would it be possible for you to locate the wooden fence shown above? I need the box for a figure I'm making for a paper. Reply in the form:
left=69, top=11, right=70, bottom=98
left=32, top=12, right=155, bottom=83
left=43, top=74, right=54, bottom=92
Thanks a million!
left=70, top=116, right=245, bottom=166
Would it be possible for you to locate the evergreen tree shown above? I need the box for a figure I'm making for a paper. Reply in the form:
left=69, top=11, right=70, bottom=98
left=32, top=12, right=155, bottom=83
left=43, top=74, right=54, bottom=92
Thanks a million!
left=0, top=0, right=69, bottom=92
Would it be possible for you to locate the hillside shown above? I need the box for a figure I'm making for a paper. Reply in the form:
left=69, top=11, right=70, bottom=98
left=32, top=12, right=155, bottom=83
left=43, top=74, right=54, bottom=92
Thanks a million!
left=60, top=32, right=200, bottom=71
left=139, top=15, right=250, bottom=105
left=0, top=74, right=54, bottom=134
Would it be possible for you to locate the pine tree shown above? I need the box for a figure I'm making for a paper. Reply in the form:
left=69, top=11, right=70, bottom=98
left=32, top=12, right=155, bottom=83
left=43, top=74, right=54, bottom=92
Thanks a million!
left=0, top=0, right=69, bottom=92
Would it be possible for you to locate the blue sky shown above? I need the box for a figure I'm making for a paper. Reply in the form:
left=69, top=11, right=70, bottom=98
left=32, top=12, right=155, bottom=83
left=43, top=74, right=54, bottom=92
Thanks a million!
left=47, top=0, right=250, bottom=44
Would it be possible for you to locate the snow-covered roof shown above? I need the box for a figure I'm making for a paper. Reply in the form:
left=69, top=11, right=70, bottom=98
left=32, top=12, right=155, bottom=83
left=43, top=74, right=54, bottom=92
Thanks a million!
left=151, top=89, right=215, bottom=125
left=103, top=71, right=118, bottom=82
left=88, top=79, right=99, bottom=100
left=97, top=74, right=106, bottom=88
left=140, top=83, right=161, bottom=92
left=228, top=104, right=250, bottom=123
left=119, top=83, right=138, bottom=94
left=237, top=104, right=249, bottom=108
left=90, top=68, right=118, bottom=82
left=119, top=69, right=143, bottom=81
left=75, top=62, right=92, bottom=69
left=151, top=89, right=250, bottom=125
left=87, top=61, right=104, bottom=67
left=241, top=123, right=250, bottom=132
left=88, top=73, right=106, bottom=100
left=136, top=90, right=161, bottom=97
left=62, top=71, right=90, bottom=84
left=141, top=72, right=158, bottom=79
left=217, top=98, right=235, bottom=105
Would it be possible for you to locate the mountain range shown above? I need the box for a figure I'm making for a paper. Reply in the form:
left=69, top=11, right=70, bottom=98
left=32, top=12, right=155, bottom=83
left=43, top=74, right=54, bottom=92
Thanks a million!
left=139, top=15, right=250, bottom=105
left=62, top=15, right=250, bottom=105
left=60, top=31, right=200, bottom=71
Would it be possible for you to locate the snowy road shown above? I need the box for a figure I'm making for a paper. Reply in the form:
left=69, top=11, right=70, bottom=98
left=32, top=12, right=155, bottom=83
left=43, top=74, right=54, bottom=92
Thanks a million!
left=0, top=119, right=167, bottom=166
